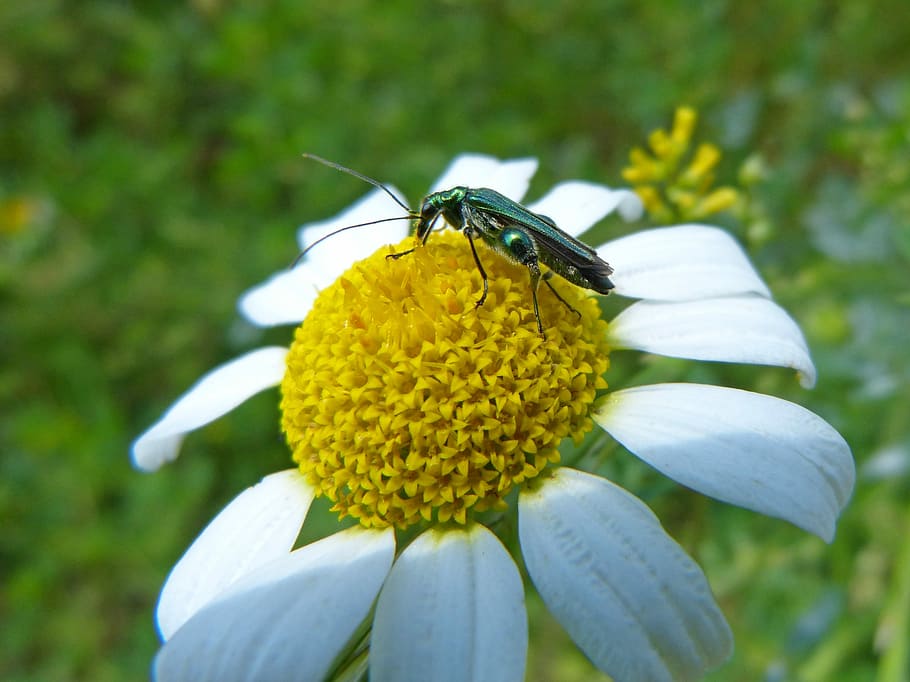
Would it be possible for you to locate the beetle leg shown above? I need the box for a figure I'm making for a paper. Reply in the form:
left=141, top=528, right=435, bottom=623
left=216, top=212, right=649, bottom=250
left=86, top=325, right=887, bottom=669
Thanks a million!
left=527, top=261, right=546, bottom=336
left=542, top=271, right=582, bottom=320
left=464, top=229, right=490, bottom=309
left=386, top=247, right=415, bottom=260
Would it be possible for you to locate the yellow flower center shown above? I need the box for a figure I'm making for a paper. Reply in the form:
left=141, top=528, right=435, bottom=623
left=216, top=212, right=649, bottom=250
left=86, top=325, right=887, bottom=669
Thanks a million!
left=280, top=230, right=611, bottom=529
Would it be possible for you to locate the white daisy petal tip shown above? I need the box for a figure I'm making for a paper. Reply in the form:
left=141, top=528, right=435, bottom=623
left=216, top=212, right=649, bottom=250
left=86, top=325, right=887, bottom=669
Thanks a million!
left=616, top=188, right=645, bottom=222
left=371, top=525, right=527, bottom=682
left=519, top=468, right=733, bottom=681
left=603, top=225, right=772, bottom=302
left=130, top=433, right=184, bottom=472
left=156, top=469, right=315, bottom=641
left=154, top=526, right=395, bottom=682
left=131, top=346, right=289, bottom=472
left=797, top=367, right=817, bottom=390
left=595, top=383, right=855, bottom=543
left=608, top=296, right=818, bottom=388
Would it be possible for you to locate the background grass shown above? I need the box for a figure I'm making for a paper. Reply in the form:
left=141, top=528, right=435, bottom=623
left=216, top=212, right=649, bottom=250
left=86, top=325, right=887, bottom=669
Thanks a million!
left=2, top=1, right=909, bottom=680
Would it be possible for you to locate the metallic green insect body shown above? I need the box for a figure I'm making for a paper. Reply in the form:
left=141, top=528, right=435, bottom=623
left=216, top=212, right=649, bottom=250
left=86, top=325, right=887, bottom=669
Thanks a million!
left=390, top=186, right=614, bottom=334
left=301, top=155, right=615, bottom=335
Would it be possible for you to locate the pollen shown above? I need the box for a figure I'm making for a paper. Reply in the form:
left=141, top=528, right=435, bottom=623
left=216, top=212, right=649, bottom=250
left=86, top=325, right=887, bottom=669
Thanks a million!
left=280, top=231, right=611, bottom=529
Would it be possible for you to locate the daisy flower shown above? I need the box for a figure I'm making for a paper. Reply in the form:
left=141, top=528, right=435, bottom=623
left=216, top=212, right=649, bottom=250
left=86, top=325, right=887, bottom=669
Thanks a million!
left=133, top=154, right=854, bottom=682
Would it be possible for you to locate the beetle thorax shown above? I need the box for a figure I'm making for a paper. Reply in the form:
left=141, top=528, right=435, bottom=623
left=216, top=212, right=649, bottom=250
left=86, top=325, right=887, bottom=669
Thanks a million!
left=418, top=186, right=468, bottom=236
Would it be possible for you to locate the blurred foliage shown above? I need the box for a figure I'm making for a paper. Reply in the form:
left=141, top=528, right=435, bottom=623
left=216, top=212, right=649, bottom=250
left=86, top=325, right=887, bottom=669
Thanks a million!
left=2, top=1, right=909, bottom=680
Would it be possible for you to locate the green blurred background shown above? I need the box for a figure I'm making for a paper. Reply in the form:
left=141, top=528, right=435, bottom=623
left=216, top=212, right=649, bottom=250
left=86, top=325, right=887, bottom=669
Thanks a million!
left=3, top=1, right=909, bottom=680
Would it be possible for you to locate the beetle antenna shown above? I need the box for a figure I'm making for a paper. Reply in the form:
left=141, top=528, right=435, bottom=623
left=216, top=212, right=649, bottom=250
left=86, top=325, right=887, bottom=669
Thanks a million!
left=290, top=215, right=413, bottom=268
left=302, top=153, right=415, bottom=215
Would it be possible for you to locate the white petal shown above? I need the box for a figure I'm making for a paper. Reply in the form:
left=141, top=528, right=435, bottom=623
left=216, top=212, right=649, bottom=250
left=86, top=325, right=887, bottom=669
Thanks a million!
left=860, top=444, right=910, bottom=481
left=298, top=186, right=412, bottom=285
left=595, top=383, right=855, bottom=542
left=430, top=154, right=538, bottom=202
left=519, top=468, right=732, bottom=682
left=609, top=296, right=817, bottom=388
left=154, top=527, right=395, bottom=682
left=372, top=526, right=527, bottom=682
left=131, top=347, right=288, bottom=471
left=601, top=225, right=771, bottom=301
left=526, top=181, right=643, bottom=237
left=157, top=469, right=315, bottom=640
left=237, top=263, right=322, bottom=327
